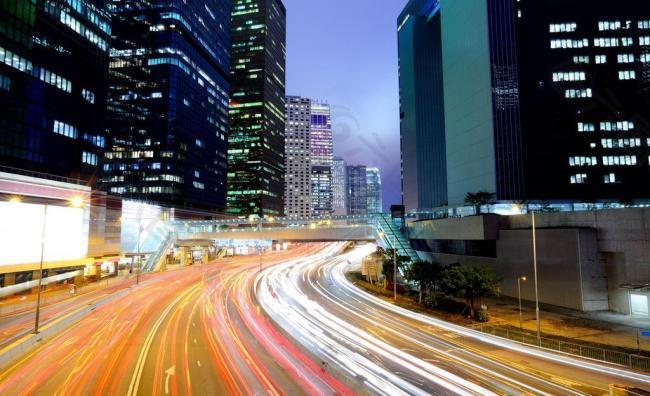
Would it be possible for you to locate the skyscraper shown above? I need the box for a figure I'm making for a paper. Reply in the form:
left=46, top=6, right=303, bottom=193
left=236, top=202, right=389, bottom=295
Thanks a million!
left=401, top=0, right=650, bottom=207
left=347, top=165, right=367, bottom=215
left=102, top=0, right=231, bottom=211
left=227, top=0, right=287, bottom=217
left=398, top=0, right=447, bottom=212
left=366, top=167, right=383, bottom=214
left=285, top=96, right=311, bottom=218
left=310, top=101, right=333, bottom=217
left=0, top=0, right=111, bottom=183
left=332, top=157, right=348, bottom=216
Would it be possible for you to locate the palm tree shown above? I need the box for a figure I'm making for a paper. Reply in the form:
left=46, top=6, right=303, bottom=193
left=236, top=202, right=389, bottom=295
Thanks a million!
left=464, top=191, right=496, bottom=215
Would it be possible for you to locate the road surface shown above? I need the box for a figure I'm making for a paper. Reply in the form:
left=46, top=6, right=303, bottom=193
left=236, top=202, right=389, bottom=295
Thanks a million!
left=257, top=243, right=650, bottom=395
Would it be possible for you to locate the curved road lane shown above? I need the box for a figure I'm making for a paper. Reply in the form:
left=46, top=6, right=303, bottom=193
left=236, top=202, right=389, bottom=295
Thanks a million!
left=257, top=244, right=650, bottom=396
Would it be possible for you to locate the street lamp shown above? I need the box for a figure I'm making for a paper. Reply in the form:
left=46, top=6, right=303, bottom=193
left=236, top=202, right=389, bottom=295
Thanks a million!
left=517, top=276, right=527, bottom=330
left=531, top=210, right=541, bottom=342
left=34, top=195, right=84, bottom=334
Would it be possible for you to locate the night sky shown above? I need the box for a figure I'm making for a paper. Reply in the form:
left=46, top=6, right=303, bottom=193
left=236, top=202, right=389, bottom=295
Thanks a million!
left=284, top=0, right=409, bottom=210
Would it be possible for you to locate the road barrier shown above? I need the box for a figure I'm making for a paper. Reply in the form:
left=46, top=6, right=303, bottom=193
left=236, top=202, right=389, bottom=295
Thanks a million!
left=475, top=324, right=650, bottom=372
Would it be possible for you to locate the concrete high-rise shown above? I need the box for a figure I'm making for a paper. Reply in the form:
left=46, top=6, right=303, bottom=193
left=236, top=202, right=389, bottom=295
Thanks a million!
left=227, top=0, right=286, bottom=217
left=285, top=96, right=311, bottom=218
left=398, top=0, right=447, bottom=212
left=366, top=167, right=383, bottom=214
left=332, top=157, right=348, bottom=216
left=0, top=0, right=111, bottom=184
left=310, top=102, right=333, bottom=217
left=102, top=0, right=231, bottom=211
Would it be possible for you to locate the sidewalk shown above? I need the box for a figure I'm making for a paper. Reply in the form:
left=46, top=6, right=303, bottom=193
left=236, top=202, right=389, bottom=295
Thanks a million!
left=0, top=273, right=135, bottom=317
left=483, top=296, right=650, bottom=353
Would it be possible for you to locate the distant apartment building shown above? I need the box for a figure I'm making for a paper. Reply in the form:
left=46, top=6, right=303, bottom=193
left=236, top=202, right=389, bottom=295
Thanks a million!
left=102, top=0, right=231, bottom=211
left=227, top=0, right=287, bottom=217
left=347, top=165, right=367, bottom=215
left=399, top=0, right=650, bottom=210
left=310, top=102, right=333, bottom=217
left=0, top=0, right=111, bottom=184
left=285, top=96, right=312, bottom=218
left=366, top=167, right=383, bottom=214
left=332, top=157, right=348, bottom=215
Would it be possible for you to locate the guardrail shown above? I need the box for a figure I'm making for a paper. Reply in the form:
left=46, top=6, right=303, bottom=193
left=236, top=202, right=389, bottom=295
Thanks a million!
left=476, top=324, right=650, bottom=372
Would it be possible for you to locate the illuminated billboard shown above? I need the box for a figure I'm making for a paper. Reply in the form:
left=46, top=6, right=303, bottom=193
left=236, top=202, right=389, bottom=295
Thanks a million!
left=0, top=202, right=88, bottom=266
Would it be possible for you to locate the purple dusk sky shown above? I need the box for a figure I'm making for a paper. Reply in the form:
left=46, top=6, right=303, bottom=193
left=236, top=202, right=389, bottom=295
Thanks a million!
left=284, top=0, right=409, bottom=210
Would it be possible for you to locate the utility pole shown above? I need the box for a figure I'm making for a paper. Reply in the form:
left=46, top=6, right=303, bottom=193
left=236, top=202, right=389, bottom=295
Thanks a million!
left=393, top=235, right=397, bottom=301
left=532, top=210, right=541, bottom=342
left=34, top=205, right=48, bottom=334
left=518, top=276, right=526, bottom=331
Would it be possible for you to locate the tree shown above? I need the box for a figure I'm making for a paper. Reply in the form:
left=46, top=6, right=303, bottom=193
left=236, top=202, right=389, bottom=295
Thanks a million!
left=404, top=259, right=442, bottom=304
left=440, top=264, right=500, bottom=318
left=464, top=191, right=496, bottom=215
left=379, top=248, right=410, bottom=291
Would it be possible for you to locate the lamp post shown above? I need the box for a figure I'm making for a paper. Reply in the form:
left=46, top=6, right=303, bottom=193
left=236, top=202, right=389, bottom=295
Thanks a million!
left=532, top=210, right=541, bottom=342
left=33, top=204, right=48, bottom=334
left=517, top=276, right=527, bottom=331
left=34, top=196, right=84, bottom=334
left=393, top=235, right=397, bottom=301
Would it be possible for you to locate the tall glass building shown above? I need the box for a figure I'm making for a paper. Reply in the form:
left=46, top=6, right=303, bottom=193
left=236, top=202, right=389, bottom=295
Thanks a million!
left=347, top=165, right=367, bottom=216
left=227, top=0, right=286, bottom=217
left=0, top=0, right=111, bottom=184
left=101, top=0, right=231, bottom=211
left=310, top=101, right=333, bottom=217
left=398, top=0, right=447, bottom=212
left=366, top=167, right=382, bottom=214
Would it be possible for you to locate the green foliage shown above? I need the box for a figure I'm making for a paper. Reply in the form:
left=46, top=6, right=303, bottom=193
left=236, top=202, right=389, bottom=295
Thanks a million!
left=464, top=191, right=496, bottom=215
left=377, top=247, right=410, bottom=289
left=404, top=259, right=443, bottom=303
left=440, top=264, right=500, bottom=316
left=218, top=224, right=230, bottom=231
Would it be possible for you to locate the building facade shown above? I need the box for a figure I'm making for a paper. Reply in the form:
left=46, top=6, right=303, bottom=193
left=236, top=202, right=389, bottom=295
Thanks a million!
left=227, top=0, right=287, bottom=217
left=332, top=157, right=348, bottom=216
left=102, top=0, right=231, bottom=211
left=409, top=0, right=650, bottom=207
left=347, top=165, right=367, bottom=215
left=366, top=167, right=383, bottom=214
left=398, top=0, right=447, bottom=212
left=0, top=0, right=111, bottom=184
left=285, top=96, right=311, bottom=218
left=310, top=101, right=333, bottom=217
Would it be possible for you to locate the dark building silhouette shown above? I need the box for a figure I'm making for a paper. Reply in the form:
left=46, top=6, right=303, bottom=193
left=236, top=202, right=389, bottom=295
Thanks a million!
left=101, top=0, right=231, bottom=211
left=227, top=0, right=286, bottom=217
left=0, top=0, right=111, bottom=184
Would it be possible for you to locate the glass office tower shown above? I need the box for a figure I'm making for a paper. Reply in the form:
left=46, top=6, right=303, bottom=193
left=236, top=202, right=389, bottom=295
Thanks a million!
left=310, top=101, right=333, bottom=217
left=332, top=157, right=348, bottom=216
left=347, top=165, right=367, bottom=216
left=398, top=0, right=447, bottom=212
left=366, top=167, right=383, bottom=214
left=0, top=0, right=111, bottom=184
left=227, top=0, right=286, bottom=217
left=285, top=96, right=312, bottom=218
left=102, top=0, right=231, bottom=211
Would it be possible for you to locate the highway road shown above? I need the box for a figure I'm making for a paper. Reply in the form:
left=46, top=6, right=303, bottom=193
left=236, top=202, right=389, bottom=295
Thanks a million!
left=0, top=243, right=350, bottom=395
left=1, top=241, right=649, bottom=395
left=257, top=243, right=650, bottom=396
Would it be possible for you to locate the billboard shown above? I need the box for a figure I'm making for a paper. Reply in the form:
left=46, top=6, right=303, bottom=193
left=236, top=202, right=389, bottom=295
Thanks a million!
left=0, top=202, right=88, bottom=266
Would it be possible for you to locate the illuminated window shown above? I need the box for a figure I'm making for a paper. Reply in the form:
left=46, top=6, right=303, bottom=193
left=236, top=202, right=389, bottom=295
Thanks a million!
left=82, top=89, right=95, bottom=103
left=82, top=151, right=98, bottom=166
left=570, top=174, right=588, bottom=184
left=53, top=120, right=77, bottom=138
left=618, top=70, right=636, bottom=80
left=565, top=88, right=592, bottom=99
left=595, top=55, right=607, bottom=64
left=553, top=71, right=586, bottom=82
left=569, top=156, right=598, bottom=166
left=604, top=173, right=617, bottom=184
left=549, top=23, right=577, bottom=33
left=641, top=36, right=650, bottom=46
left=617, top=54, right=635, bottom=63
left=577, top=122, right=595, bottom=132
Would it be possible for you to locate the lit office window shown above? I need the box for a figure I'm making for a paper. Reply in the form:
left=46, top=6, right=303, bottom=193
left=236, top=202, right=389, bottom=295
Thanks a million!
left=569, top=156, right=598, bottom=166
left=570, top=174, right=588, bottom=184
left=193, top=181, right=205, bottom=190
left=602, top=155, right=637, bottom=166
left=601, top=138, right=641, bottom=148
left=82, top=151, right=98, bottom=166
left=641, top=54, right=650, bottom=63
left=618, top=70, right=636, bottom=80
left=639, top=20, right=650, bottom=30
left=573, top=56, right=589, bottom=64
left=82, top=89, right=95, bottom=103
left=595, top=55, right=607, bottom=64
left=600, top=121, right=635, bottom=131
left=550, top=39, right=589, bottom=49
left=53, top=120, right=77, bottom=138
left=617, top=54, right=635, bottom=63
left=565, top=88, right=592, bottom=98
left=549, top=23, right=577, bottom=33
left=553, top=71, right=586, bottom=82
left=604, top=173, right=617, bottom=184
left=640, top=36, right=650, bottom=46
left=577, top=122, right=595, bottom=132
